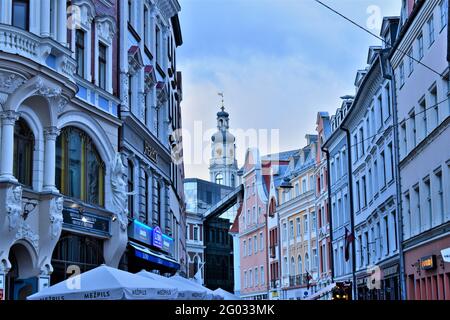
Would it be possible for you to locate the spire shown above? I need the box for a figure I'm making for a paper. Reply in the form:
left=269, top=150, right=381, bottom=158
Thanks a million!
left=218, top=92, right=225, bottom=111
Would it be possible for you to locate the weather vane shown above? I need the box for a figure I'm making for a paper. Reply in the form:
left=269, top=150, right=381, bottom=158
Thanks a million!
left=218, top=92, right=225, bottom=111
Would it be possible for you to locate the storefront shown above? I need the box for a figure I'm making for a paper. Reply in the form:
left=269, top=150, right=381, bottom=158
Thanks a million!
left=404, top=235, right=450, bottom=300
left=51, top=205, right=112, bottom=285
left=125, top=220, right=179, bottom=275
left=356, top=262, right=400, bottom=300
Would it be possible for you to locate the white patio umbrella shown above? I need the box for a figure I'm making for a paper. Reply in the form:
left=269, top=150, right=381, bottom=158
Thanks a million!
left=213, top=288, right=240, bottom=300
left=170, top=275, right=221, bottom=300
left=27, top=265, right=178, bottom=300
left=137, top=270, right=207, bottom=300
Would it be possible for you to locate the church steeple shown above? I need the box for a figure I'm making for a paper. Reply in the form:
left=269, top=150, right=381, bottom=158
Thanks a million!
left=209, top=93, right=238, bottom=187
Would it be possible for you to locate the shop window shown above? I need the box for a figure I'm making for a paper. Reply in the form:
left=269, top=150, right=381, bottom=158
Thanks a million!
left=56, top=127, right=105, bottom=206
left=13, top=118, right=34, bottom=187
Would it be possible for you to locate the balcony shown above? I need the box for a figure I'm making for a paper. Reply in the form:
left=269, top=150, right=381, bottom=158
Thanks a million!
left=0, top=25, right=76, bottom=83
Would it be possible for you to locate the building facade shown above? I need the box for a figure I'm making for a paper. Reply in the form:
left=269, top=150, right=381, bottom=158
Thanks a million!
left=391, top=0, right=450, bottom=300
left=0, top=0, right=127, bottom=300
left=322, top=97, right=354, bottom=291
left=117, top=0, right=185, bottom=276
left=278, top=137, right=318, bottom=300
left=239, top=149, right=270, bottom=300
left=315, top=112, right=333, bottom=292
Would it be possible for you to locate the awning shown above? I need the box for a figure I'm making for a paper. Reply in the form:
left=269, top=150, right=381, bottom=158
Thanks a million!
left=304, top=283, right=335, bottom=300
left=129, top=241, right=180, bottom=270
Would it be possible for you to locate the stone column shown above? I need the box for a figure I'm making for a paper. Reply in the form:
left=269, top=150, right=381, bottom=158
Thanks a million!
left=57, top=0, right=67, bottom=44
left=40, top=0, right=51, bottom=37
left=0, top=111, right=19, bottom=182
left=43, top=126, right=60, bottom=192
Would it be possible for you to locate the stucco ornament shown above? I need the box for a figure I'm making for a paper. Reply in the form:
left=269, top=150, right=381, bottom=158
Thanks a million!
left=6, top=185, right=23, bottom=231
left=49, top=197, right=64, bottom=240
left=110, top=153, right=134, bottom=231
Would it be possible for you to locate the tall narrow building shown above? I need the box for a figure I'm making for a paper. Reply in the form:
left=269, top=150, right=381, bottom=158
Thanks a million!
left=209, top=106, right=238, bottom=187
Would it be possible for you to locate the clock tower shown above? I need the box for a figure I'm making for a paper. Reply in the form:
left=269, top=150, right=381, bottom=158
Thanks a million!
left=209, top=101, right=238, bottom=188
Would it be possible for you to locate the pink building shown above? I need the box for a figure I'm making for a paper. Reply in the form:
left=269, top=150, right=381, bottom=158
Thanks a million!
left=238, top=149, right=270, bottom=299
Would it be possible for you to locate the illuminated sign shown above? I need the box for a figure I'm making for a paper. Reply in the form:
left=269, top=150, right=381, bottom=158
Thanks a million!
left=62, top=208, right=110, bottom=237
left=420, top=255, right=436, bottom=270
left=441, top=248, right=450, bottom=263
left=152, top=226, right=163, bottom=249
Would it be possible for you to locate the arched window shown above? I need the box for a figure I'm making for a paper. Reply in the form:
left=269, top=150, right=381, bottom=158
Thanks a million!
left=127, top=160, right=134, bottom=216
left=14, top=118, right=34, bottom=187
left=305, top=253, right=310, bottom=272
left=56, top=127, right=105, bottom=206
left=298, top=255, right=303, bottom=275
left=290, top=256, right=295, bottom=276
left=215, top=173, right=223, bottom=185
left=283, top=257, right=288, bottom=276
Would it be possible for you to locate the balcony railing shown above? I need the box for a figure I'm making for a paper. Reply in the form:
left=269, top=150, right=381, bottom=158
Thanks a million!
left=0, top=25, right=76, bottom=82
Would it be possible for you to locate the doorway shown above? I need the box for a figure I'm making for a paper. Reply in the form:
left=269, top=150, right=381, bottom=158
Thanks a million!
left=6, top=243, right=38, bottom=300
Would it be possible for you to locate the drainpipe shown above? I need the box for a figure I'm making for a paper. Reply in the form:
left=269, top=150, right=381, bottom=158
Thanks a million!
left=340, top=126, right=357, bottom=300
left=387, top=58, right=407, bottom=301
left=321, top=147, right=334, bottom=283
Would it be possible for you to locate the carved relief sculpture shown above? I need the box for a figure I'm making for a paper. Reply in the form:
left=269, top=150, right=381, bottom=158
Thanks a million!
left=6, top=185, right=23, bottom=231
left=49, top=197, right=64, bottom=240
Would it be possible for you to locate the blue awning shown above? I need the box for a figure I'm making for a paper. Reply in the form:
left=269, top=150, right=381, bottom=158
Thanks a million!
left=129, top=241, right=180, bottom=270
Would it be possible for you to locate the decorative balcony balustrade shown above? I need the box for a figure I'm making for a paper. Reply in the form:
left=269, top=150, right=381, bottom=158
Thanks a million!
left=0, top=25, right=76, bottom=83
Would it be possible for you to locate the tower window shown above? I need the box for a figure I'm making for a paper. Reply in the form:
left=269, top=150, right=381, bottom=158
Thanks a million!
left=215, top=173, right=223, bottom=185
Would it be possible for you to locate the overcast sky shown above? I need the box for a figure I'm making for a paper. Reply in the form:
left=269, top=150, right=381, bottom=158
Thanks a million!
left=178, top=0, right=401, bottom=180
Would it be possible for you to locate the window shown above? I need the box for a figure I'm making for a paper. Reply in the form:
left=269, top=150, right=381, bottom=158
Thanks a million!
left=295, top=183, right=300, bottom=197
left=243, top=271, right=247, bottom=288
left=408, top=48, right=414, bottom=75
left=75, top=30, right=85, bottom=77
left=311, top=212, right=316, bottom=231
left=362, top=176, right=367, bottom=208
left=249, top=270, right=253, bottom=287
left=359, top=127, right=365, bottom=156
left=155, top=25, right=161, bottom=64
left=215, top=173, right=223, bottom=185
left=441, top=0, right=448, bottom=29
left=424, top=177, right=432, bottom=227
left=392, top=211, right=398, bottom=251
left=127, top=160, right=134, bottom=216
left=156, top=181, right=162, bottom=226
left=419, top=97, right=427, bottom=137
left=384, top=216, right=390, bottom=255
left=430, top=85, right=439, bottom=128
left=261, top=266, right=265, bottom=285
left=252, top=182, right=256, bottom=194
left=399, top=63, right=405, bottom=89
left=409, top=110, right=417, bottom=148
left=254, top=235, right=257, bottom=252
left=388, top=143, right=394, bottom=182
left=98, top=43, right=107, bottom=90
left=291, top=257, right=296, bottom=275
left=144, top=172, right=149, bottom=223
left=364, top=231, right=369, bottom=265
left=254, top=268, right=258, bottom=286
left=381, top=151, right=386, bottom=187
left=353, top=134, right=359, bottom=161
left=418, top=33, right=424, bottom=60
left=144, top=6, right=149, bottom=46
left=304, top=253, right=309, bottom=272
left=283, top=222, right=287, bottom=242
left=193, top=226, right=198, bottom=241
left=252, top=206, right=256, bottom=224
left=428, top=16, right=435, bottom=46
left=302, top=178, right=307, bottom=193
left=355, top=180, right=361, bottom=212
left=312, top=248, right=318, bottom=269
left=296, top=217, right=301, bottom=238
left=56, top=127, right=105, bottom=206
left=414, top=184, right=421, bottom=235
left=373, top=160, right=378, bottom=194
left=259, top=232, right=263, bottom=251
left=12, top=0, right=29, bottom=30
left=243, top=240, right=246, bottom=257
left=289, top=220, right=294, bottom=240
left=304, top=215, right=309, bottom=234
left=358, top=235, right=363, bottom=266
left=231, top=174, right=235, bottom=187
left=385, top=83, right=392, bottom=118
left=13, top=118, right=34, bottom=187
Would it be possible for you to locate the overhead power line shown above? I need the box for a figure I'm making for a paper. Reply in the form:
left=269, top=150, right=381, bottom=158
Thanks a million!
left=313, top=0, right=443, bottom=77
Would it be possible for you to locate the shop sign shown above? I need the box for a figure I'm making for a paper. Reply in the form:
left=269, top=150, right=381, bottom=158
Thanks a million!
left=420, top=255, right=436, bottom=270
left=62, top=208, right=110, bottom=237
left=152, top=226, right=163, bottom=249
left=383, top=264, right=399, bottom=278
left=441, top=248, right=450, bottom=263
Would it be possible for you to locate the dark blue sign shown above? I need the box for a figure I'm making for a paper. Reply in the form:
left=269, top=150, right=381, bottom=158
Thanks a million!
left=134, top=250, right=180, bottom=270
left=62, top=208, right=110, bottom=237
left=152, top=226, right=163, bottom=249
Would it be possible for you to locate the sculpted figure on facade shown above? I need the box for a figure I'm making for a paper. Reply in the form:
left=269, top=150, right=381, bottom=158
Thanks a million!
left=6, top=185, right=23, bottom=232
left=110, top=153, right=135, bottom=231
left=49, top=196, right=64, bottom=240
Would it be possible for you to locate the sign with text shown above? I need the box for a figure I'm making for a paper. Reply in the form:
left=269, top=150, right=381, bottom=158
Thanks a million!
left=441, top=247, right=450, bottom=263
left=152, top=226, right=163, bottom=249
left=420, top=255, right=436, bottom=270
left=144, top=141, right=158, bottom=163
left=62, top=208, right=110, bottom=237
